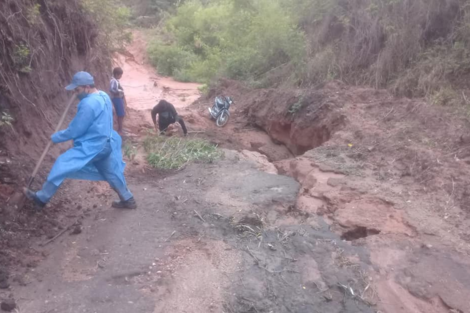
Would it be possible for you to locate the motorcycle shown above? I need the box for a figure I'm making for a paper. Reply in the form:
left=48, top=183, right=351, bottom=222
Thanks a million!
left=208, top=96, right=233, bottom=127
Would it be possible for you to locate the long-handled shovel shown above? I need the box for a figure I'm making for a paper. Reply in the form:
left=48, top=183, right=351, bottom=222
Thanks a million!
left=8, top=95, right=76, bottom=208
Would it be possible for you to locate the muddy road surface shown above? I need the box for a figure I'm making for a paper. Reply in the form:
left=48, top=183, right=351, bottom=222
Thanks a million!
left=12, top=152, right=374, bottom=313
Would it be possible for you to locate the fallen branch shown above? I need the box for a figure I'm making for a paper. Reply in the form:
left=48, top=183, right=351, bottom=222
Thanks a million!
left=381, top=108, right=394, bottom=121
left=194, top=210, right=206, bottom=223
left=40, top=221, right=76, bottom=246
left=166, top=230, right=176, bottom=242
left=338, top=283, right=374, bottom=306
left=246, top=246, right=260, bottom=263
left=361, top=283, right=370, bottom=300
left=238, top=224, right=256, bottom=233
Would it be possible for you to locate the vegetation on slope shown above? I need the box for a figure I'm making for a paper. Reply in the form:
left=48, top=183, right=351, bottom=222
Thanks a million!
left=146, top=0, right=470, bottom=104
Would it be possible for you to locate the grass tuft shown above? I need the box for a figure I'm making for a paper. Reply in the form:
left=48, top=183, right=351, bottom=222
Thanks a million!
left=143, top=135, right=223, bottom=169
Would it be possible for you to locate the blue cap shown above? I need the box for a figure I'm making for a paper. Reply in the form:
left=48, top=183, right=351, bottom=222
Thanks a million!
left=65, top=71, right=95, bottom=90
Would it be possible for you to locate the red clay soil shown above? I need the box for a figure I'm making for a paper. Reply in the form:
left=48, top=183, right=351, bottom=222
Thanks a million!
left=196, top=78, right=470, bottom=313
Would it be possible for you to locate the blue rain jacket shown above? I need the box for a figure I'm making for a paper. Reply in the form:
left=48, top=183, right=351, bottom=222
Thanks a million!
left=46, top=91, right=127, bottom=186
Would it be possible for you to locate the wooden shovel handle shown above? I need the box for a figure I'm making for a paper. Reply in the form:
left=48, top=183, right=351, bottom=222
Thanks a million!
left=27, top=95, right=76, bottom=187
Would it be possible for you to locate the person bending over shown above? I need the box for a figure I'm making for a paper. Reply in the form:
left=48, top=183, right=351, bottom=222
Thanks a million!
left=151, top=100, right=187, bottom=136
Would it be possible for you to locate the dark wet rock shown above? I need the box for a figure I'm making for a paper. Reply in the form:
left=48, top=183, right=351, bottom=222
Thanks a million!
left=1, top=299, right=16, bottom=311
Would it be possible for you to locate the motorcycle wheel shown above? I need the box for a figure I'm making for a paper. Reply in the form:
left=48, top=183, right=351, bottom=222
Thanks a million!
left=216, top=110, right=230, bottom=127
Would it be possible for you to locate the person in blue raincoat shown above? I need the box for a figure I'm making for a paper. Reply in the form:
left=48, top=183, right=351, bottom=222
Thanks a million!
left=24, top=72, right=137, bottom=209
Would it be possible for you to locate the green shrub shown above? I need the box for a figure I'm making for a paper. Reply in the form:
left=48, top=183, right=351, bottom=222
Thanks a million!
left=148, top=0, right=305, bottom=83
left=184, top=49, right=223, bottom=83
left=123, top=142, right=137, bottom=161
left=13, top=44, right=32, bottom=74
left=26, top=4, right=41, bottom=24
left=81, top=0, right=132, bottom=50
left=146, top=0, right=470, bottom=98
left=148, top=42, right=197, bottom=76
left=289, top=0, right=470, bottom=96
left=197, top=84, right=209, bottom=95
left=428, top=87, right=460, bottom=107
left=288, top=96, right=306, bottom=115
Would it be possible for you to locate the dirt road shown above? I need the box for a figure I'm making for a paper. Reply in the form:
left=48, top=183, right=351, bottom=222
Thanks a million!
left=12, top=151, right=377, bottom=313
left=4, top=30, right=470, bottom=313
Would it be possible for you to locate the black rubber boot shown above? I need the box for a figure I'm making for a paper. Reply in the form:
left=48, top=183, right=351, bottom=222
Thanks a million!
left=112, top=197, right=137, bottom=209
left=22, top=188, right=46, bottom=210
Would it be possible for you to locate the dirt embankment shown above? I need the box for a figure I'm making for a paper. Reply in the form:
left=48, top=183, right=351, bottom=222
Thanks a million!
left=0, top=0, right=111, bottom=160
left=0, top=0, right=112, bottom=286
left=196, top=80, right=346, bottom=156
